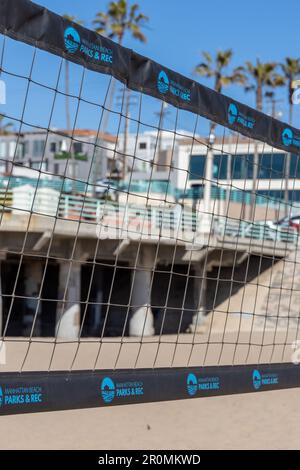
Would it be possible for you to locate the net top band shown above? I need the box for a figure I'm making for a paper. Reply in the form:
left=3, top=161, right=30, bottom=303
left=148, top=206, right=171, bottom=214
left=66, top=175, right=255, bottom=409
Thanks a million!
left=0, top=0, right=299, bottom=155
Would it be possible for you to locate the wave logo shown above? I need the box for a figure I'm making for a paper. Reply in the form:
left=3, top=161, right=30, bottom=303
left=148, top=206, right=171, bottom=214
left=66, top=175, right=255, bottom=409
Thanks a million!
left=157, top=70, right=169, bottom=94
left=64, top=27, right=81, bottom=54
left=0, top=386, right=3, bottom=407
left=101, top=377, right=115, bottom=404
left=187, top=373, right=198, bottom=397
left=228, top=103, right=238, bottom=125
left=252, top=369, right=262, bottom=390
left=282, top=128, right=294, bottom=147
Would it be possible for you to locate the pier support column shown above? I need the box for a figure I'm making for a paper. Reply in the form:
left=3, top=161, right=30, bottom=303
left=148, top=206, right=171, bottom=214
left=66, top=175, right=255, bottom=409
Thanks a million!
left=56, top=262, right=81, bottom=339
left=129, top=248, right=155, bottom=337
left=24, top=261, right=42, bottom=335
left=0, top=262, right=2, bottom=337
left=188, top=262, right=207, bottom=333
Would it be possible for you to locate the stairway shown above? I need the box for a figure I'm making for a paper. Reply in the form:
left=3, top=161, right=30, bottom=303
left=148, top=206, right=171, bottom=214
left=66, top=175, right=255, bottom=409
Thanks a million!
left=257, top=247, right=300, bottom=329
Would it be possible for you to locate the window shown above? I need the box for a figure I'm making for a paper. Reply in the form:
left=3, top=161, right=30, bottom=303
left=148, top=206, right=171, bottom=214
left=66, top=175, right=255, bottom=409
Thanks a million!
left=190, top=152, right=293, bottom=181
left=189, top=155, right=206, bottom=179
left=16, top=143, right=25, bottom=159
left=190, top=154, right=229, bottom=180
left=30, top=161, right=48, bottom=171
left=54, top=163, right=60, bottom=175
left=73, top=142, right=83, bottom=154
left=213, top=154, right=228, bottom=179
left=8, top=141, right=16, bottom=158
left=259, top=153, right=285, bottom=179
left=258, top=189, right=300, bottom=202
left=231, top=154, right=253, bottom=179
left=139, top=142, right=147, bottom=150
left=23, top=141, right=29, bottom=157
left=50, top=142, right=57, bottom=153
left=289, top=154, right=300, bottom=178
left=33, top=140, right=45, bottom=157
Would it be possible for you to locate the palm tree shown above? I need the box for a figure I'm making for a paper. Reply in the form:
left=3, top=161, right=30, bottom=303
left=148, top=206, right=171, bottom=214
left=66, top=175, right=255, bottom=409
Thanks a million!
left=195, top=50, right=245, bottom=212
left=94, top=0, right=148, bottom=45
left=242, top=59, right=285, bottom=112
left=195, top=49, right=245, bottom=135
left=0, top=116, right=13, bottom=134
left=281, top=57, right=300, bottom=125
left=94, top=0, right=149, bottom=179
left=195, top=50, right=245, bottom=94
left=240, top=59, right=285, bottom=219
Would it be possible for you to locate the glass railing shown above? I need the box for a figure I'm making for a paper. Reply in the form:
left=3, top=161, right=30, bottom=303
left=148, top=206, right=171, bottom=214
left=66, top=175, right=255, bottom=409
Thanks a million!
left=0, top=176, right=299, bottom=209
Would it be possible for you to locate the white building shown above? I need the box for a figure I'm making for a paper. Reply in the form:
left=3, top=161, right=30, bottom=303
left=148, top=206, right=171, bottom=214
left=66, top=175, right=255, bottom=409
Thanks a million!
left=0, top=128, right=296, bottom=211
left=117, top=130, right=197, bottom=190
left=0, top=129, right=117, bottom=183
left=176, top=136, right=298, bottom=203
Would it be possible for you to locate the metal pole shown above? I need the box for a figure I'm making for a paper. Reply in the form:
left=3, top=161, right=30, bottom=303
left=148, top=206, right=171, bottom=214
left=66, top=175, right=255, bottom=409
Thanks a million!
left=285, top=152, right=291, bottom=217
left=250, top=142, right=259, bottom=221
left=122, top=90, right=130, bottom=181
left=203, top=133, right=215, bottom=215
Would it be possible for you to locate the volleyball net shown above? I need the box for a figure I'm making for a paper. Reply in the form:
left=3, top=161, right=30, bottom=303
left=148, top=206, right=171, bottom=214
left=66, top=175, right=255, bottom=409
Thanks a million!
left=0, top=0, right=300, bottom=414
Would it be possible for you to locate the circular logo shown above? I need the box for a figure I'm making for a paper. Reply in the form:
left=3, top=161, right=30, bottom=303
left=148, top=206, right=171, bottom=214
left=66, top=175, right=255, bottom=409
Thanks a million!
left=157, top=70, right=169, bottom=94
left=252, top=369, right=262, bottom=390
left=64, top=27, right=81, bottom=54
left=0, top=386, right=3, bottom=407
left=101, top=377, right=115, bottom=403
left=282, top=128, right=293, bottom=146
left=187, top=373, right=198, bottom=397
left=228, top=103, right=238, bottom=125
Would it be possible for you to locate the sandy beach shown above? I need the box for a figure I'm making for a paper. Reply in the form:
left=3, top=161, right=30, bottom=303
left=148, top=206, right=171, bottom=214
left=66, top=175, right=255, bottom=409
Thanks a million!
left=0, top=387, right=299, bottom=450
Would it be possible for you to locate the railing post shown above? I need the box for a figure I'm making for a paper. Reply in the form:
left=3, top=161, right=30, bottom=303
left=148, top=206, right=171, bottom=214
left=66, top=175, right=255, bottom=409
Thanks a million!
left=63, top=195, right=69, bottom=219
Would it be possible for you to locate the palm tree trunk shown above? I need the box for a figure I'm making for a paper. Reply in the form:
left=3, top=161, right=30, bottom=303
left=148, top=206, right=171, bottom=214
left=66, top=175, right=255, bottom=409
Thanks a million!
left=122, top=90, right=130, bottom=180
left=203, top=122, right=216, bottom=215
left=101, top=34, right=124, bottom=181
left=204, top=76, right=220, bottom=216
left=289, top=101, right=293, bottom=125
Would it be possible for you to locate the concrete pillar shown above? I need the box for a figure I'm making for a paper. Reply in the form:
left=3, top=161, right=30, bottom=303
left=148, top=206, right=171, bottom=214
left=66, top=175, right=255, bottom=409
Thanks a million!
left=24, top=262, right=42, bottom=335
left=56, top=262, right=81, bottom=339
left=188, top=263, right=207, bottom=333
left=129, top=248, right=155, bottom=337
left=89, top=268, right=103, bottom=334
left=0, top=262, right=2, bottom=337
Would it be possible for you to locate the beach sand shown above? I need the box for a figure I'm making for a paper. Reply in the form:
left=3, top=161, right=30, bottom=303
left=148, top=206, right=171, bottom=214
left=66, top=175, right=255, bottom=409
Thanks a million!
left=0, top=388, right=299, bottom=450
left=0, top=320, right=299, bottom=450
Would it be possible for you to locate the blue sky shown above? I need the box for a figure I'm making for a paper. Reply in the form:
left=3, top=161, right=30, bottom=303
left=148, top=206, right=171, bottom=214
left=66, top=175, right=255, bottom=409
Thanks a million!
left=35, top=0, right=300, bottom=125
left=2, top=0, right=300, bottom=134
